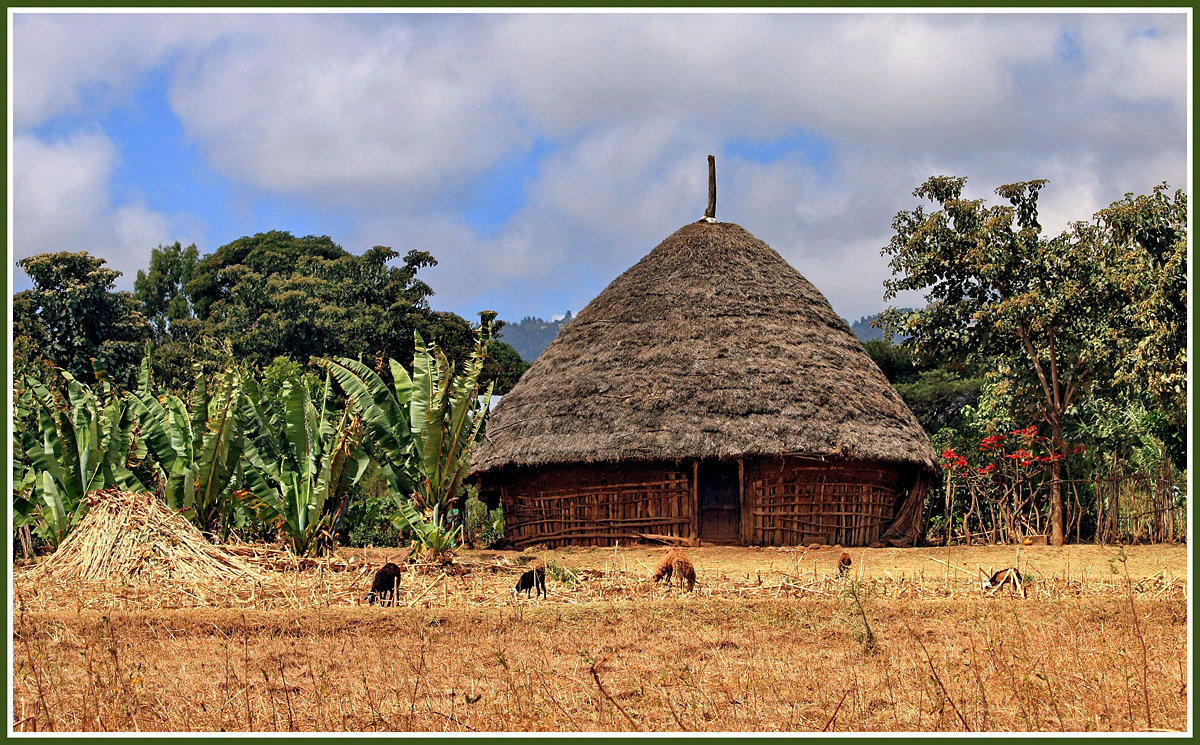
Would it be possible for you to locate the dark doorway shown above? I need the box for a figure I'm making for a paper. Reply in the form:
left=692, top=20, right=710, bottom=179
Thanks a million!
left=698, top=460, right=740, bottom=543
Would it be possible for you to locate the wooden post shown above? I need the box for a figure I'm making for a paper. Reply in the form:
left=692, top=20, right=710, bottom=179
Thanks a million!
left=690, top=460, right=700, bottom=543
left=705, top=155, right=717, bottom=220
left=738, top=458, right=750, bottom=545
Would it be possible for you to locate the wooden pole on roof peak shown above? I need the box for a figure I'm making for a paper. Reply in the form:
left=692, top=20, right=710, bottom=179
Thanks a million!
left=704, top=155, right=717, bottom=221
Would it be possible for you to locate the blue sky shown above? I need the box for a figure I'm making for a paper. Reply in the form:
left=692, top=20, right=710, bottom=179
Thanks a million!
left=10, top=11, right=1189, bottom=327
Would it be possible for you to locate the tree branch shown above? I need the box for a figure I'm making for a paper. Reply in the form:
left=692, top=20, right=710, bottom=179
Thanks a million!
left=1017, top=326, right=1059, bottom=424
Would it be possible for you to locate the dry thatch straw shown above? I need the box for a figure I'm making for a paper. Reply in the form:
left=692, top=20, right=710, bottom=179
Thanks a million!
left=24, top=489, right=266, bottom=586
left=472, top=220, right=935, bottom=475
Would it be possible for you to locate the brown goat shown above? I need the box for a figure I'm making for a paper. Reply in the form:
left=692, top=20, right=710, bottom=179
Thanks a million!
left=982, top=567, right=1027, bottom=598
left=836, top=552, right=852, bottom=577
left=653, top=549, right=696, bottom=592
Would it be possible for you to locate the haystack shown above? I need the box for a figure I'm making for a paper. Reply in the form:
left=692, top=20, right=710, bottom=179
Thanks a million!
left=27, top=489, right=265, bottom=585
left=472, top=175, right=937, bottom=549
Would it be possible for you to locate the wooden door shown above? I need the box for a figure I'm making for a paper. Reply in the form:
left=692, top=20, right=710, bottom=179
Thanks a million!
left=698, top=461, right=740, bottom=543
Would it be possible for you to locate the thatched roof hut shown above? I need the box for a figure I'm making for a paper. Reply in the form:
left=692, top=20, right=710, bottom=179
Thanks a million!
left=472, top=215, right=936, bottom=548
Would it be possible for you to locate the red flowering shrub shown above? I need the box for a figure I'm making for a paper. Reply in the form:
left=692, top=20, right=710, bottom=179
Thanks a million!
left=979, top=434, right=1006, bottom=451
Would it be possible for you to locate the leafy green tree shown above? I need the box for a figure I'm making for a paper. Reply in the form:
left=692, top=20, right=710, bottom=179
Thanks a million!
left=862, top=339, right=919, bottom=384
left=484, top=337, right=530, bottom=393
left=881, top=177, right=1122, bottom=546
left=180, top=231, right=524, bottom=392
left=1097, top=185, right=1187, bottom=467
left=894, top=369, right=982, bottom=434
left=863, top=338, right=981, bottom=435
left=15, top=252, right=151, bottom=388
left=134, top=241, right=200, bottom=334
left=185, top=231, right=348, bottom=320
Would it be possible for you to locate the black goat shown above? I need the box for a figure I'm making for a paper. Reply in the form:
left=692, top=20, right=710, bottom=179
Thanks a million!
left=366, top=562, right=403, bottom=606
left=512, top=563, right=547, bottom=599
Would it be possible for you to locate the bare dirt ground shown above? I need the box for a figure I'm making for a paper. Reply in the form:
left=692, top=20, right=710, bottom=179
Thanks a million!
left=10, top=543, right=1189, bottom=732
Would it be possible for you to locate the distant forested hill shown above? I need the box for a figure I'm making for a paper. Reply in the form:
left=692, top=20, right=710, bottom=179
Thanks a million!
left=499, top=312, right=574, bottom=362
left=849, top=311, right=910, bottom=342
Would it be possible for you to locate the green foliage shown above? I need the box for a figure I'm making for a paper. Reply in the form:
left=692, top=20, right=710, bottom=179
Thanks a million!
left=342, top=466, right=405, bottom=548
left=236, top=371, right=368, bottom=556
left=483, top=337, right=530, bottom=394
left=185, top=232, right=430, bottom=368
left=464, top=486, right=505, bottom=548
left=864, top=337, right=982, bottom=435
left=13, top=367, right=145, bottom=547
left=317, top=316, right=495, bottom=539
left=15, top=252, right=151, bottom=389
left=160, top=230, right=525, bottom=394
left=394, top=501, right=461, bottom=554
left=409, top=317, right=496, bottom=519
left=862, top=338, right=918, bottom=384
left=545, top=560, right=578, bottom=587
left=134, top=241, right=200, bottom=335
left=125, top=358, right=244, bottom=537
left=1096, top=185, right=1187, bottom=466
left=881, top=177, right=1127, bottom=544
left=894, top=368, right=982, bottom=434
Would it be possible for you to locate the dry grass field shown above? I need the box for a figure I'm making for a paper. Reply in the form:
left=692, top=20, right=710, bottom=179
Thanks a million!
left=10, top=542, right=1189, bottom=733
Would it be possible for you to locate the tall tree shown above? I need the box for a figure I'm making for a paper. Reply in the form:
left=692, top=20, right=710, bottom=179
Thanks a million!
left=1097, top=185, right=1187, bottom=467
left=881, top=177, right=1121, bottom=546
left=134, top=241, right=200, bottom=334
left=14, top=252, right=150, bottom=387
left=181, top=231, right=525, bottom=392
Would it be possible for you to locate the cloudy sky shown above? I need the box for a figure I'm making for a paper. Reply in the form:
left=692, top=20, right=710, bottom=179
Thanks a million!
left=9, top=10, right=1190, bottom=327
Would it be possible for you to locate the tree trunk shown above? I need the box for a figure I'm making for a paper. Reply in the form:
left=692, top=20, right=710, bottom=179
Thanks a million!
left=1050, top=423, right=1065, bottom=546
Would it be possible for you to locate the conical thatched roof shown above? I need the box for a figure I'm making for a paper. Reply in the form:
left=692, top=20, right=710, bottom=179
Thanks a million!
left=27, top=489, right=265, bottom=585
left=472, top=220, right=936, bottom=475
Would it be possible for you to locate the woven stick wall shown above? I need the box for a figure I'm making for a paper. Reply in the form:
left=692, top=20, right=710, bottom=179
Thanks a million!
left=499, top=462, right=693, bottom=548
left=745, top=457, right=916, bottom=546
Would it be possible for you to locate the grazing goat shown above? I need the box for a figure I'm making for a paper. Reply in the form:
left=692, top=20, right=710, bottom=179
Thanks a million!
left=653, top=549, right=696, bottom=592
left=512, top=562, right=547, bottom=599
left=982, top=567, right=1026, bottom=598
left=836, top=552, right=852, bottom=577
left=366, top=562, right=403, bottom=606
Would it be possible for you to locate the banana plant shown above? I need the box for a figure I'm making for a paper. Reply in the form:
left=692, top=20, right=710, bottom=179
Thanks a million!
left=236, top=371, right=368, bottom=556
left=12, top=385, right=42, bottom=538
left=125, top=359, right=244, bottom=537
left=393, top=501, right=462, bottom=555
left=14, top=367, right=144, bottom=547
left=317, top=315, right=495, bottom=542
left=409, top=319, right=495, bottom=522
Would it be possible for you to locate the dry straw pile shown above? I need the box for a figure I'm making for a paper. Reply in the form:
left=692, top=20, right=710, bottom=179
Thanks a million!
left=25, top=489, right=266, bottom=586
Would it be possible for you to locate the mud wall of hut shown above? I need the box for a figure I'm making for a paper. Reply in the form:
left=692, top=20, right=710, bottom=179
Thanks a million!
left=743, top=457, right=917, bottom=546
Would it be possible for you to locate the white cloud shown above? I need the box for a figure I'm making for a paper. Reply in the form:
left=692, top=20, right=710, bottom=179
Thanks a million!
left=11, top=12, right=240, bottom=129
left=1073, top=14, right=1188, bottom=104
left=493, top=14, right=1058, bottom=140
left=12, top=131, right=200, bottom=286
left=168, top=15, right=527, bottom=206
